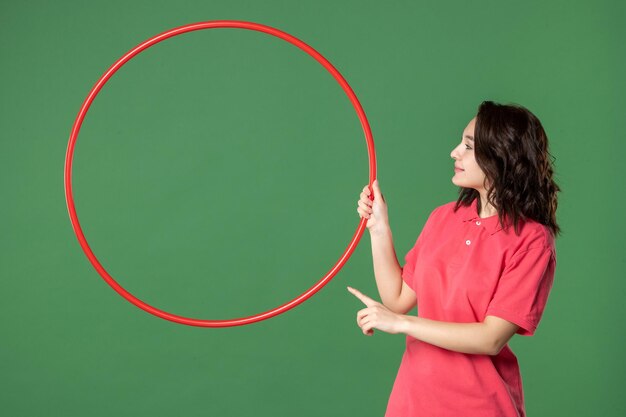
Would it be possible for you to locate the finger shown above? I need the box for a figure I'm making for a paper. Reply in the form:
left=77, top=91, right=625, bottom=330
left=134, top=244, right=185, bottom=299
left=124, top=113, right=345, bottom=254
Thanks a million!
left=347, top=286, right=377, bottom=307
left=359, top=194, right=374, bottom=207
left=358, top=200, right=373, bottom=212
left=359, top=194, right=373, bottom=207
left=366, top=185, right=374, bottom=201
left=358, top=313, right=372, bottom=328
left=357, top=314, right=374, bottom=336
left=372, top=179, right=384, bottom=203
left=357, top=308, right=370, bottom=324
left=362, top=187, right=372, bottom=201
left=363, top=321, right=375, bottom=335
left=357, top=207, right=371, bottom=219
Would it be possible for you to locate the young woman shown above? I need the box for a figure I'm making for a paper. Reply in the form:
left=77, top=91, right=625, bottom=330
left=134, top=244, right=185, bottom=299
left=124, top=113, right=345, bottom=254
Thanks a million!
left=348, top=100, right=560, bottom=417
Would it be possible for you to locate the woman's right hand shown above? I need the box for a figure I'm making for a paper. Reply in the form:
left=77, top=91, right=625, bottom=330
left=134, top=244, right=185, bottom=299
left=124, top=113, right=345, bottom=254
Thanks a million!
left=357, top=179, right=390, bottom=234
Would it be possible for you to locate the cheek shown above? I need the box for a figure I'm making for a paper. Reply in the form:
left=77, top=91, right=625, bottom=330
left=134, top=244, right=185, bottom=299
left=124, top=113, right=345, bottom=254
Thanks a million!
left=467, top=160, right=485, bottom=179
left=467, top=157, right=481, bottom=172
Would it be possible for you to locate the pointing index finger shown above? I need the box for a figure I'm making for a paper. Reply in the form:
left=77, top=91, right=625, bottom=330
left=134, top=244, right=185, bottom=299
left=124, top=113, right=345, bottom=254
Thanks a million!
left=347, top=286, right=376, bottom=307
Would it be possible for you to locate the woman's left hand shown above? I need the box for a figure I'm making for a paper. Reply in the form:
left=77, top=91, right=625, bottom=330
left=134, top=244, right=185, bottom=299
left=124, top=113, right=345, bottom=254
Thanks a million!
left=347, top=286, right=406, bottom=336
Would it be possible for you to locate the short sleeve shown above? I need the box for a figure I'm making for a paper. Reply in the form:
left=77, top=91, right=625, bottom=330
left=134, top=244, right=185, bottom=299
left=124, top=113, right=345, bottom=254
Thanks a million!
left=401, top=236, right=421, bottom=291
left=400, top=207, right=439, bottom=291
left=485, top=246, right=556, bottom=336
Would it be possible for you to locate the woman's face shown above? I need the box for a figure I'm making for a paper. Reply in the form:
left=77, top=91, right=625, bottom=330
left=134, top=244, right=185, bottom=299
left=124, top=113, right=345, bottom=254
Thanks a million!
left=450, top=117, right=489, bottom=191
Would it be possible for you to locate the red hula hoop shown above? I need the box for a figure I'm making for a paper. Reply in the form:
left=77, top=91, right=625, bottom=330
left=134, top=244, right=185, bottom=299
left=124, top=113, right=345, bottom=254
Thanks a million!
left=64, top=20, right=377, bottom=327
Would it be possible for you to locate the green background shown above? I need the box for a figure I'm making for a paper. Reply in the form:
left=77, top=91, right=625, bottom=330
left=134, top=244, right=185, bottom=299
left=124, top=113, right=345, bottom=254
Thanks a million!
left=2, top=1, right=623, bottom=416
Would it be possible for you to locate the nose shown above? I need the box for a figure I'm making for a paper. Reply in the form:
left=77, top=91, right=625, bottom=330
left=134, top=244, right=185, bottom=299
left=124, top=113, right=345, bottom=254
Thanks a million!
left=450, top=144, right=460, bottom=160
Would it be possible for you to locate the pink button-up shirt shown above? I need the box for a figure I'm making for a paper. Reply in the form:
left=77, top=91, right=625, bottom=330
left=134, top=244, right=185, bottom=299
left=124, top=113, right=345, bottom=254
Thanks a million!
left=385, top=199, right=556, bottom=417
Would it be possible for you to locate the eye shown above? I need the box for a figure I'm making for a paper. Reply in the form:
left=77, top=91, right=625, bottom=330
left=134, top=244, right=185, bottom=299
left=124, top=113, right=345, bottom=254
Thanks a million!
left=465, top=143, right=472, bottom=150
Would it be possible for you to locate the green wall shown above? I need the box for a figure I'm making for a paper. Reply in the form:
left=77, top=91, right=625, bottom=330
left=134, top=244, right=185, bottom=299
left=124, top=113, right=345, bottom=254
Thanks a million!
left=2, top=1, right=623, bottom=416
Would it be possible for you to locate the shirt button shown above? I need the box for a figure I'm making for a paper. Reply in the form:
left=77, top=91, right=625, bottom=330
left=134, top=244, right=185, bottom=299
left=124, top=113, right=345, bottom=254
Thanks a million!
left=465, top=239, right=471, bottom=245
left=476, top=221, right=481, bottom=226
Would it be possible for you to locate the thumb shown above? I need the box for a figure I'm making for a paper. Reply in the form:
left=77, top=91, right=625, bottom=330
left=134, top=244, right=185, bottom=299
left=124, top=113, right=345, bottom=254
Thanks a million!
left=372, top=179, right=385, bottom=203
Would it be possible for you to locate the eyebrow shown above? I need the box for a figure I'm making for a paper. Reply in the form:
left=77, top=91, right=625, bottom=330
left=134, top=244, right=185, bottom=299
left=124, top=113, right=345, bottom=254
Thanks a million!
left=464, top=135, right=474, bottom=141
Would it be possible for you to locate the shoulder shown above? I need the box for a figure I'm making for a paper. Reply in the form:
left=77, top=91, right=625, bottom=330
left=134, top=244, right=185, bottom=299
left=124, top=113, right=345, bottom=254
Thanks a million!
left=418, top=201, right=465, bottom=235
left=425, top=200, right=470, bottom=225
left=505, top=219, right=556, bottom=260
left=429, top=200, right=459, bottom=218
left=514, top=218, right=554, bottom=247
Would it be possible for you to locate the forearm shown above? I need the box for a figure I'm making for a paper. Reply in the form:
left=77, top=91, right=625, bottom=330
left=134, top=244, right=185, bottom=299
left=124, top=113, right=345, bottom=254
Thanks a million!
left=397, top=315, right=497, bottom=355
left=370, top=226, right=403, bottom=309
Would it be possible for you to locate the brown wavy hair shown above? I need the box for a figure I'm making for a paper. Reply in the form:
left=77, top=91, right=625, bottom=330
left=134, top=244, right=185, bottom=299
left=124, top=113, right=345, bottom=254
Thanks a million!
left=454, top=100, right=561, bottom=237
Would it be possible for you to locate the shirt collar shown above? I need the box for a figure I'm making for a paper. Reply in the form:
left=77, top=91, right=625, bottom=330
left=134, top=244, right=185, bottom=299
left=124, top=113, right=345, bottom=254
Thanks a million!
left=458, top=199, right=505, bottom=235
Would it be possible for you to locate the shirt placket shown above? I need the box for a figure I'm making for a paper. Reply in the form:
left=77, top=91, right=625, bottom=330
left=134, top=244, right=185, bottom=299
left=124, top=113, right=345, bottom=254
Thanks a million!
left=450, top=217, right=483, bottom=267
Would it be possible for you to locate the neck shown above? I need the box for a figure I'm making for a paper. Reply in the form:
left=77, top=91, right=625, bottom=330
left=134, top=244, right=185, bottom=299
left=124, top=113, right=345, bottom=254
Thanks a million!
left=478, top=192, right=497, bottom=218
